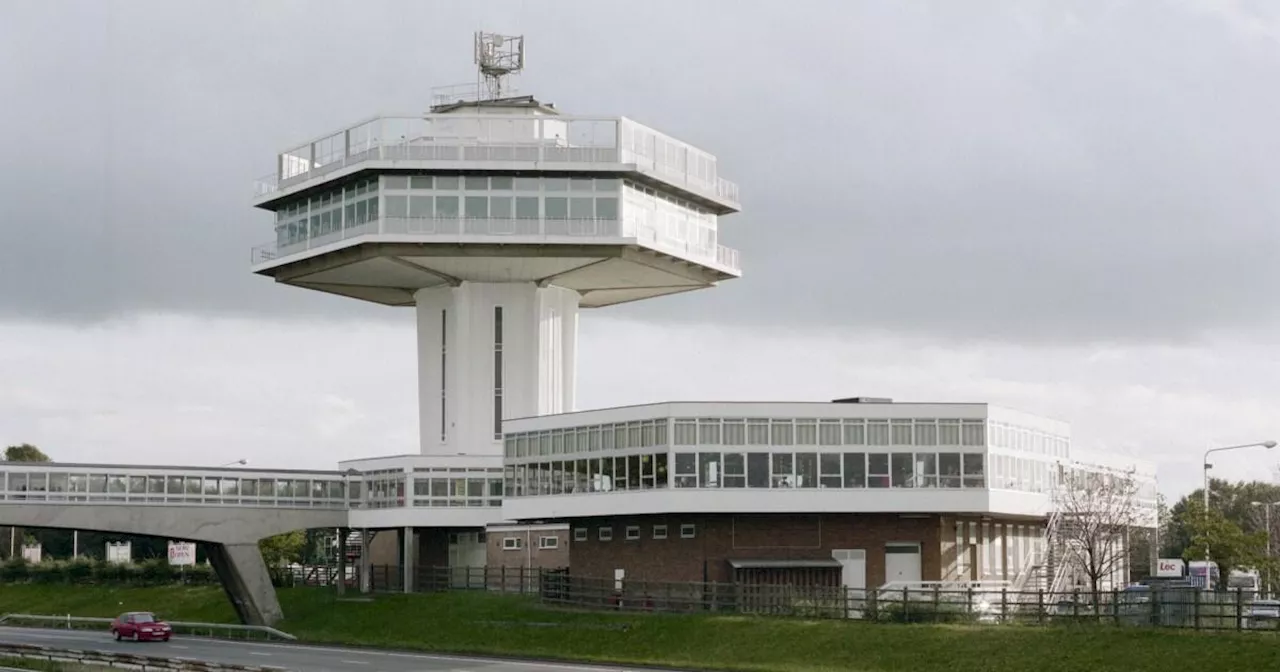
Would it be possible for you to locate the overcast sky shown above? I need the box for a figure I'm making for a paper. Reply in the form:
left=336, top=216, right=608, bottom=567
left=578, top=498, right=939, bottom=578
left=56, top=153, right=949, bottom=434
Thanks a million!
left=3, top=0, right=1280, bottom=500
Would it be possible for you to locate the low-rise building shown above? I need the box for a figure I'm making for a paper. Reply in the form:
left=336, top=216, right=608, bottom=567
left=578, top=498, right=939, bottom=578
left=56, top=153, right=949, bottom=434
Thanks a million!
left=500, top=399, right=1157, bottom=593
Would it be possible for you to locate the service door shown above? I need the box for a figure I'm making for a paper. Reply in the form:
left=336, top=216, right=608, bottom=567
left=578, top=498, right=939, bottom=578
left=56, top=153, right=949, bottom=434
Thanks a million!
left=885, top=543, right=923, bottom=584
left=833, top=549, right=867, bottom=618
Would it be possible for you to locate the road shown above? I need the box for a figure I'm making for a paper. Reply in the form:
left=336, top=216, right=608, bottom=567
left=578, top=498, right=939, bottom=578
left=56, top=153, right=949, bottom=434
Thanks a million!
left=0, top=626, right=646, bottom=672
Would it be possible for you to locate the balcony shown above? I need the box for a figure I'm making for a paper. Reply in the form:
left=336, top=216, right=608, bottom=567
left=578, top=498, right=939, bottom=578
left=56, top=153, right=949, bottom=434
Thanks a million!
left=250, top=216, right=742, bottom=277
left=252, top=115, right=741, bottom=213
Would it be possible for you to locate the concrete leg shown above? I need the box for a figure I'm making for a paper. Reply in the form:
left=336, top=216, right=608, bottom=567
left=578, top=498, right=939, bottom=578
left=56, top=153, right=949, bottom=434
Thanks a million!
left=336, top=527, right=348, bottom=596
left=359, top=528, right=371, bottom=593
left=207, top=542, right=284, bottom=626
left=402, top=526, right=414, bottom=594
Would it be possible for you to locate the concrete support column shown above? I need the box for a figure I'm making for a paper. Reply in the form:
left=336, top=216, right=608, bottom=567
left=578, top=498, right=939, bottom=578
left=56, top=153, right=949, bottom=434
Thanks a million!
left=359, top=528, right=371, bottom=593
left=206, top=542, right=283, bottom=626
left=335, top=527, right=348, bottom=596
left=402, top=526, right=415, bottom=594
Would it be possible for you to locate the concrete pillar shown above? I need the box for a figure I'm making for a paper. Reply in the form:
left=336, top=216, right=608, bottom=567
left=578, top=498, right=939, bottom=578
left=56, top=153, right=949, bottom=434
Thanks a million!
left=206, top=542, right=283, bottom=626
left=359, top=528, right=371, bottom=593
left=336, top=527, right=348, bottom=596
left=402, top=526, right=414, bottom=594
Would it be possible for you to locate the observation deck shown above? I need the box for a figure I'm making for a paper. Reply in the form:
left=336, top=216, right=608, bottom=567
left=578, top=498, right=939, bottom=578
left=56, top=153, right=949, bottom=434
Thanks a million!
left=252, top=114, right=740, bottom=212
left=247, top=111, right=743, bottom=309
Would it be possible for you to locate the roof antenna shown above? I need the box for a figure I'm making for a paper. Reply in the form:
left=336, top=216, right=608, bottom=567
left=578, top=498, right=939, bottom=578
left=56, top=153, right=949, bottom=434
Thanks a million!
left=474, top=31, right=525, bottom=101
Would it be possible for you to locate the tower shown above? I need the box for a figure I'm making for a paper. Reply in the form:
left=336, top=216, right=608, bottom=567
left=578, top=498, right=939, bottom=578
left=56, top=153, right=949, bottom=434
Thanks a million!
left=248, top=31, right=740, bottom=484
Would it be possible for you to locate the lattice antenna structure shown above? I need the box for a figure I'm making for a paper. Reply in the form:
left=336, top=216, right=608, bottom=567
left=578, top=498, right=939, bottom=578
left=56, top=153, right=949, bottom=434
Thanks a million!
left=474, top=32, right=525, bottom=100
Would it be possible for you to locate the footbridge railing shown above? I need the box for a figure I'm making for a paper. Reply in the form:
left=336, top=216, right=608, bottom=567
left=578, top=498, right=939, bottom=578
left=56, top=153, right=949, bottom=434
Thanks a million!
left=0, top=463, right=351, bottom=510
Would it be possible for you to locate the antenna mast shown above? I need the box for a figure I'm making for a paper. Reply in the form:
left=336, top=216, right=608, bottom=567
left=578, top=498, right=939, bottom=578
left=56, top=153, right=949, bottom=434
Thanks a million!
left=474, top=32, right=525, bottom=100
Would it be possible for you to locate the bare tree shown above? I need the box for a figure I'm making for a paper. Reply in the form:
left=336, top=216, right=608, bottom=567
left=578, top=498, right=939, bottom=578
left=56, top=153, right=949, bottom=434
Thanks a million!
left=1055, top=465, right=1143, bottom=601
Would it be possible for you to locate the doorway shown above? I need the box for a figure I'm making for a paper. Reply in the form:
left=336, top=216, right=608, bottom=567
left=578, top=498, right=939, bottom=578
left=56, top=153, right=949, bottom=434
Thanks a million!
left=832, top=549, right=867, bottom=618
left=885, top=543, right=922, bottom=584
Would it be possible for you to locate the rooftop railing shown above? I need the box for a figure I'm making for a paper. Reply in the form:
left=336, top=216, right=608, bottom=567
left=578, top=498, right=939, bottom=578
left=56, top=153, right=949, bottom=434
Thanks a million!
left=252, top=115, right=740, bottom=210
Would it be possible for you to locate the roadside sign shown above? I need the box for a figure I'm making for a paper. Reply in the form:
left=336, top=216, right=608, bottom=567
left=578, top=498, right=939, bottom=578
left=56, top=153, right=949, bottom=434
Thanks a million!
left=168, top=541, right=196, bottom=566
left=1156, top=558, right=1185, bottom=578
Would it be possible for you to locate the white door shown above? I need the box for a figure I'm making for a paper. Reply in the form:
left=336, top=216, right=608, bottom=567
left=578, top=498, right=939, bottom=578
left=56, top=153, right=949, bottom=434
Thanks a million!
left=833, top=549, right=866, bottom=590
left=885, top=543, right=922, bottom=584
left=832, top=549, right=867, bottom=618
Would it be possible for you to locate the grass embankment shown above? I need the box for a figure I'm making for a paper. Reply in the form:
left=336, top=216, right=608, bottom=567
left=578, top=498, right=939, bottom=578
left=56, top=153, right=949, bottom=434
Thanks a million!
left=1, top=585, right=1278, bottom=672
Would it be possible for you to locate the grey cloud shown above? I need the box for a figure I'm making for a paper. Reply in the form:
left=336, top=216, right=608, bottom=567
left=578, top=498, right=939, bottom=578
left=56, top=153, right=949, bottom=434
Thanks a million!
left=3, top=0, right=1279, bottom=343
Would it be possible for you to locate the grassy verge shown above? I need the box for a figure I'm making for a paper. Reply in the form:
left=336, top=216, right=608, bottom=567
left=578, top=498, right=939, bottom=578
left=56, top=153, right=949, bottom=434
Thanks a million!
left=2, top=585, right=1280, bottom=672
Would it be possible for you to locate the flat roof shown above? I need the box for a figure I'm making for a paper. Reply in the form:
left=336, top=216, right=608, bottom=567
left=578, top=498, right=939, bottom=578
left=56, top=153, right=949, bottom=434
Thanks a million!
left=505, top=400, right=994, bottom=423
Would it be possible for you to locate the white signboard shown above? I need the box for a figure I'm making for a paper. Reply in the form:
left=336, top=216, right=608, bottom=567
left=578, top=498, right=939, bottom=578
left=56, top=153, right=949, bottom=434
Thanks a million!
left=21, top=544, right=41, bottom=564
left=105, top=541, right=131, bottom=565
left=1156, top=558, right=1186, bottom=578
left=168, top=542, right=196, bottom=567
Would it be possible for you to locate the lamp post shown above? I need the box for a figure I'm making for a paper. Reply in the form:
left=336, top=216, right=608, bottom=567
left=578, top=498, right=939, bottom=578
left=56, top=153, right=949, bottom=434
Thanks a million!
left=1202, top=441, right=1277, bottom=588
left=1251, top=501, right=1280, bottom=598
left=218, top=459, right=248, bottom=467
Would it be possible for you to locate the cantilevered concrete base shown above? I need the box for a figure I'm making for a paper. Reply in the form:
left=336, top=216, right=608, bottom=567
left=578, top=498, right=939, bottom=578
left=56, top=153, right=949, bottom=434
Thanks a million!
left=207, top=543, right=283, bottom=626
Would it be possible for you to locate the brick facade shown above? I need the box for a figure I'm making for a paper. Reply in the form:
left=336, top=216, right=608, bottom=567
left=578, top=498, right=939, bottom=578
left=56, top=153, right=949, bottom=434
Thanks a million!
left=486, top=524, right=570, bottom=570
left=568, top=513, right=1039, bottom=587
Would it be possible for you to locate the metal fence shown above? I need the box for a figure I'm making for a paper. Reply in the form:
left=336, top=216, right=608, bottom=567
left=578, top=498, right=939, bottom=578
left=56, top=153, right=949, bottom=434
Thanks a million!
left=351, top=566, right=1277, bottom=632
left=534, top=578, right=1274, bottom=631
left=0, top=614, right=296, bottom=641
left=0, top=642, right=285, bottom=670
left=364, top=565, right=548, bottom=595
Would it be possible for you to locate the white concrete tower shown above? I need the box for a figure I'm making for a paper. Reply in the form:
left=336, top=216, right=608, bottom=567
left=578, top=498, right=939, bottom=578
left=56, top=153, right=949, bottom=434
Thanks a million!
left=249, top=34, right=741, bottom=466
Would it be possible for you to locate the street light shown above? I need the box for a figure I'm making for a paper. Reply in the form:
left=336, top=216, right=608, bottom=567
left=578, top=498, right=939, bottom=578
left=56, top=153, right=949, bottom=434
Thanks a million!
left=1202, top=441, right=1277, bottom=586
left=218, top=459, right=248, bottom=467
left=1204, top=441, right=1277, bottom=512
left=1251, top=501, right=1280, bottom=598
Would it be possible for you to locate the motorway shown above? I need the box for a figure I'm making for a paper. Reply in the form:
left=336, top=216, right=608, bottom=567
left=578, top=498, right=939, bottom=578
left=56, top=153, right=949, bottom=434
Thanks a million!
left=0, top=627, right=646, bottom=672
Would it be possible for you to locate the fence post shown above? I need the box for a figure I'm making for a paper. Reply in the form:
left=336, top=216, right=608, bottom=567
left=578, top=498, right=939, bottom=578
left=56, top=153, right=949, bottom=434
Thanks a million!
left=1148, top=586, right=1159, bottom=627
left=1037, top=589, right=1044, bottom=625
left=1001, top=588, right=1008, bottom=624
left=903, top=587, right=910, bottom=622
left=1187, top=586, right=1198, bottom=629
left=1112, top=589, right=1119, bottom=627
left=1236, top=589, right=1244, bottom=631
left=933, top=585, right=940, bottom=623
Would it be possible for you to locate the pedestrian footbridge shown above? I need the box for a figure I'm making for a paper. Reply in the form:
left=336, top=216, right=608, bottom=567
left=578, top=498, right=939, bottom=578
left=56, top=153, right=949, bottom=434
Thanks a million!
left=0, top=462, right=351, bottom=626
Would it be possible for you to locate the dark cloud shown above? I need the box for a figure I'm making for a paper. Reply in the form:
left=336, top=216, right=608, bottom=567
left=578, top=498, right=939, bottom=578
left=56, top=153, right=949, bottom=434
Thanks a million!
left=3, top=0, right=1279, bottom=343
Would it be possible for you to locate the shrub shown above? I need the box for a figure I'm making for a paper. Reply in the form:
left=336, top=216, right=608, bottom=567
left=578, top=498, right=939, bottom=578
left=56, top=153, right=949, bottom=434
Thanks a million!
left=137, top=558, right=175, bottom=585
left=0, top=558, right=29, bottom=582
left=65, top=557, right=95, bottom=584
left=0, top=557, right=221, bottom=586
left=873, top=600, right=979, bottom=624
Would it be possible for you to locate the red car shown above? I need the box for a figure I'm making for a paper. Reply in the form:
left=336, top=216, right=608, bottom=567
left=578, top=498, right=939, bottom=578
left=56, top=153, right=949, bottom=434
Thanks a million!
left=110, top=612, right=172, bottom=642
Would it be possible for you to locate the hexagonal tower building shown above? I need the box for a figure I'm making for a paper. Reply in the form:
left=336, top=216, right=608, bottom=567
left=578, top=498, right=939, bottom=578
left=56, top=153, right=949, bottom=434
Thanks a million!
left=248, top=33, right=741, bottom=583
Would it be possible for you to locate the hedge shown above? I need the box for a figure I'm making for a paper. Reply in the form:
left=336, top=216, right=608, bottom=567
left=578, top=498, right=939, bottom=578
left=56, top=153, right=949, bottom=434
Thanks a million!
left=0, top=557, right=220, bottom=586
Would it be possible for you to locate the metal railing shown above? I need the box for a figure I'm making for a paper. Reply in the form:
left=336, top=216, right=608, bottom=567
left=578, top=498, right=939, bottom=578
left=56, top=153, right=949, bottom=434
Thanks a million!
left=526, top=574, right=1276, bottom=631
left=254, top=114, right=741, bottom=210
left=0, top=614, right=296, bottom=641
left=0, top=642, right=288, bottom=671
left=252, top=216, right=626, bottom=265
left=250, top=216, right=743, bottom=275
left=0, top=464, right=349, bottom=510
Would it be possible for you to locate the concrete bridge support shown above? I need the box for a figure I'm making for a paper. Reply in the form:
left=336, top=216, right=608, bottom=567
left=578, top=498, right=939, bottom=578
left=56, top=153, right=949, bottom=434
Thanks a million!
left=0, top=503, right=344, bottom=628
left=206, top=542, right=284, bottom=627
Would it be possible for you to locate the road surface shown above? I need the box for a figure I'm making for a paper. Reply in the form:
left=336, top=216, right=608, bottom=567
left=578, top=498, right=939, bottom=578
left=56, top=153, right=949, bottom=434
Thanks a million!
left=0, top=626, right=646, bottom=672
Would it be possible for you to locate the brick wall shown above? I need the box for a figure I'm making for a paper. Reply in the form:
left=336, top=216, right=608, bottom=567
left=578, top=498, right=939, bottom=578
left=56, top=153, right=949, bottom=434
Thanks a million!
left=568, top=513, right=953, bottom=586
left=487, top=526, right=570, bottom=569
